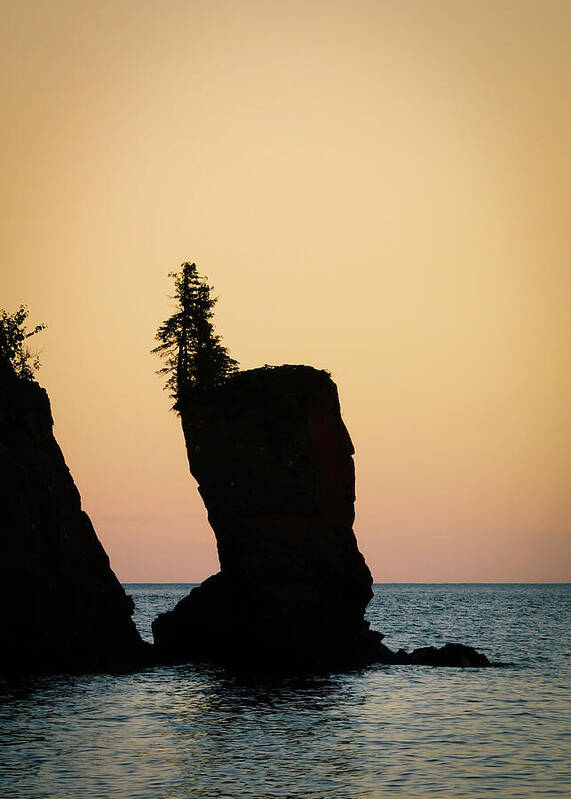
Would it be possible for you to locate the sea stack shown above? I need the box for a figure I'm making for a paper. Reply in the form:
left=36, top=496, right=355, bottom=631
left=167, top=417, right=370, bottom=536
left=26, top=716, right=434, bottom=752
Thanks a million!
left=0, top=360, right=147, bottom=674
left=153, top=364, right=492, bottom=669
left=153, top=365, right=382, bottom=667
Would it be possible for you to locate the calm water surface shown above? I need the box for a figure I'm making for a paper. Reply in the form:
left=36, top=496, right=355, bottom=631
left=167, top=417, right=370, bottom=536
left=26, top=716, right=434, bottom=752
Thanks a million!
left=1, top=584, right=569, bottom=798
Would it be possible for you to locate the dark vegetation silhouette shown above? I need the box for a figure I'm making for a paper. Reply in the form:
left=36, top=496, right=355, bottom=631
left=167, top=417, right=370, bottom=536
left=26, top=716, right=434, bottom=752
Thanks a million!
left=152, top=262, right=238, bottom=409
left=0, top=305, right=45, bottom=380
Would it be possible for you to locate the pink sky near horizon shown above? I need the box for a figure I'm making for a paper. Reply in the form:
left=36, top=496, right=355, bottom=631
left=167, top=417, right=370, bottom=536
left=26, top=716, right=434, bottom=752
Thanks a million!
left=2, top=0, right=570, bottom=582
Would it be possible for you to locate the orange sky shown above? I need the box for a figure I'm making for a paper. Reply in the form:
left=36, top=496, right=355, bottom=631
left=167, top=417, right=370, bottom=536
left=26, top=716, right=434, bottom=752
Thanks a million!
left=2, top=0, right=570, bottom=581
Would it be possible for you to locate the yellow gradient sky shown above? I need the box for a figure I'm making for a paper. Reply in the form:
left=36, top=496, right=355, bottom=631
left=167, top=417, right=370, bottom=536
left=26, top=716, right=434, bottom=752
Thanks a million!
left=2, top=0, right=570, bottom=581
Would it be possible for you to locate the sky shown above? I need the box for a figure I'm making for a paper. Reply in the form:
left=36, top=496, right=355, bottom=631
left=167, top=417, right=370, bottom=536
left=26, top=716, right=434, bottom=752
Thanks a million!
left=2, top=0, right=569, bottom=582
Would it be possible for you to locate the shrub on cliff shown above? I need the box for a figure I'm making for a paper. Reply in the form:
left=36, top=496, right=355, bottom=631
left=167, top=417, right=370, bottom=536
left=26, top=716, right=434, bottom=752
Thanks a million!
left=0, top=305, right=46, bottom=380
left=153, top=262, right=238, bottom=406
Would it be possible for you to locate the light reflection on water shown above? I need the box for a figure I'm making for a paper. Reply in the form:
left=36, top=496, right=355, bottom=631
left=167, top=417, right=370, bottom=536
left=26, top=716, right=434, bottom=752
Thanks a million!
left=1, top=584, right=569, bottom=798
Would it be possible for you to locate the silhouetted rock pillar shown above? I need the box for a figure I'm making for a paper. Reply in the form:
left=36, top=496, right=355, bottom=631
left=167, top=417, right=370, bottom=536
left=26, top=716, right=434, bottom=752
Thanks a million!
left=153, top=365, right=379, bottom=667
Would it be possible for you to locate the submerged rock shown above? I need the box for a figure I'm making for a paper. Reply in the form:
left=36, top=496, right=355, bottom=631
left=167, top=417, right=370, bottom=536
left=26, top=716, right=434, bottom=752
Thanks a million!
left=152, top=365, right=491, bottom=669
left=382, top=642, right=491, bottom=668
left=404, top=643, right=490, bottom=667
left=0, top=361, right=148, bottom=675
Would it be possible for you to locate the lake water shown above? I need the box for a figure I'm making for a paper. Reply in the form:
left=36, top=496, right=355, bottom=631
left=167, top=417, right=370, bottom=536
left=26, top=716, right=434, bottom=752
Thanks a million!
left=1, top=583, right=569, bottom=798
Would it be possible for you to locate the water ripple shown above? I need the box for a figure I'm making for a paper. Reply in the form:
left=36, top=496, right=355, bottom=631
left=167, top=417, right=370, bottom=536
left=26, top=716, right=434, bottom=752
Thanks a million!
left=0, top=584, right=569, bottom=798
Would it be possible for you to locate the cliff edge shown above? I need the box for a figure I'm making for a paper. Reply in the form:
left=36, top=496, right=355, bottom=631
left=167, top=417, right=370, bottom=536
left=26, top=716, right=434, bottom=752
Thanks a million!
left=0, top=362, right=146, bottom=674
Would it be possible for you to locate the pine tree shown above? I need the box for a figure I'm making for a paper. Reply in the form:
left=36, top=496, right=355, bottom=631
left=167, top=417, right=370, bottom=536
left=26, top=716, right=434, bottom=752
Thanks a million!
left=152, top=262, right=238, bottom=406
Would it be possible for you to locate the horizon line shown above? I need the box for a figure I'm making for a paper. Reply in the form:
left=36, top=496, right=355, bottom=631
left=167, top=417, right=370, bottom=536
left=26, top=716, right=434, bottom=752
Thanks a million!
left=121, top=579, right=571, bottom=585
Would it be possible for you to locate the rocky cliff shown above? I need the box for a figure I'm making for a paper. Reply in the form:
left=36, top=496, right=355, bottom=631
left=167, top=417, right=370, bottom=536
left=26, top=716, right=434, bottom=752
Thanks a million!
left=0, top=361, right=147, bottom=674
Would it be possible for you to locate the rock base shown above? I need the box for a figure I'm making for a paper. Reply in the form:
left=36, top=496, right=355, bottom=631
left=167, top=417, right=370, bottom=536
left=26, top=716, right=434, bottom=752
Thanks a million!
left=152, top=575, right=490, bottom=669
